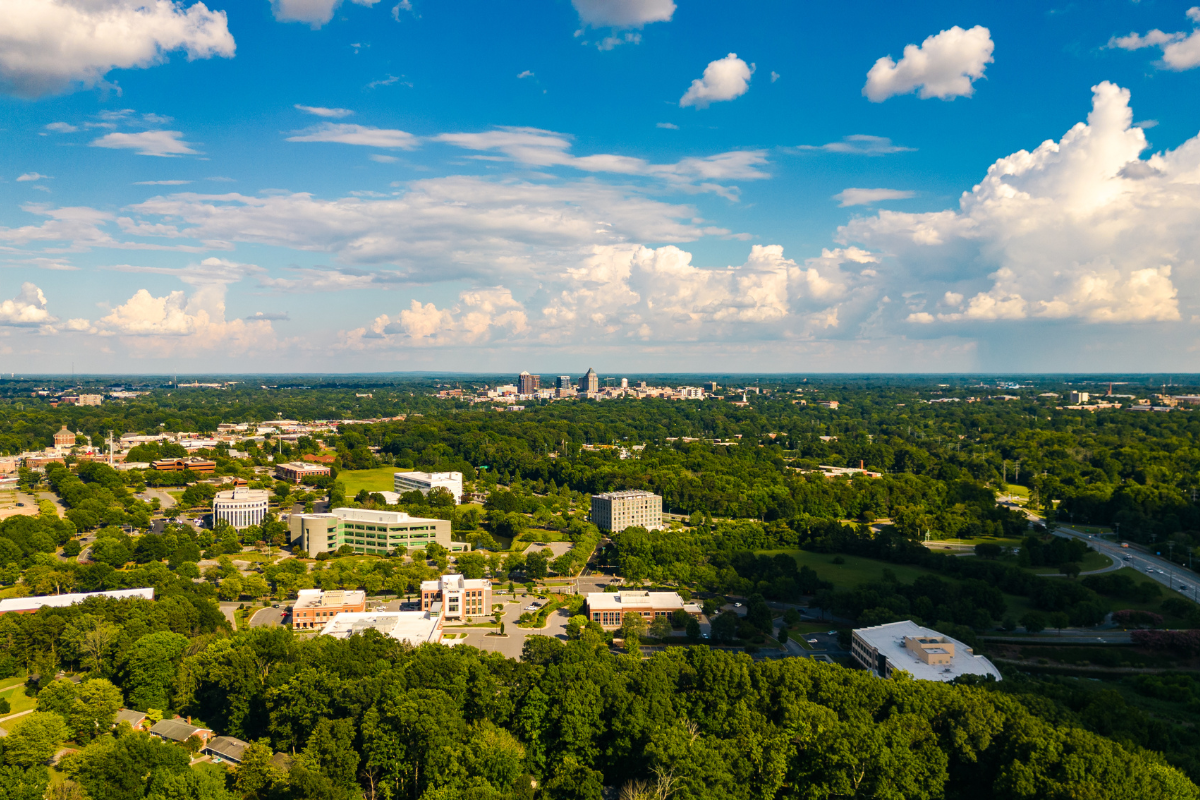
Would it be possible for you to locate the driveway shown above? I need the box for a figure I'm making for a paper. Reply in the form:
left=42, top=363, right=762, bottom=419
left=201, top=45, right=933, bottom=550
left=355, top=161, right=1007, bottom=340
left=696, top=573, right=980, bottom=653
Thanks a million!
left=454, top=592, right=571, bottom=659
left=249, top=607, right=288, bottom=628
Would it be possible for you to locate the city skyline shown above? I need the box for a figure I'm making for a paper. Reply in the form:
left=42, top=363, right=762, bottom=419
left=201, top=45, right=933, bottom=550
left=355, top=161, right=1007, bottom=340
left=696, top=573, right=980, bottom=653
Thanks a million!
left=2, top=1, right=1199, bottom=373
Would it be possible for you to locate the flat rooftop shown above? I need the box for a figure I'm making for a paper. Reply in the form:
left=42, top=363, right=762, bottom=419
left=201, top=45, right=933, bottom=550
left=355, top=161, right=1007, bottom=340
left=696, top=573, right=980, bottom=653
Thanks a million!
left=0, top=587, right=154, bottom=614
left=294, top=589, right=366, bottom=610
left=593, top=490, right=659, bottom=500
left=586, top=591, right=699, bottom=613
left=319, top=611, right=442, bottom=646
left=855, top=620, right=1002, bottom=682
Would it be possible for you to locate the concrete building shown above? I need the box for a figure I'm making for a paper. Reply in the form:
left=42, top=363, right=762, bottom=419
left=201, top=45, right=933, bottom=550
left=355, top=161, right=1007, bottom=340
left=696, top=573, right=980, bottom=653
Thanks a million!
left=212, top=487, right=269, bottom=530
left=276, top=461, right=332, bottom=484
left=620, top=378, right=629, bottom=388
left=291, top=588, right=366, bottom=630
left=151, top=457, right=215, bottom=473
left=319, top=610, right=444, bottom=646
left=1069, top=391, right=1090, bottom=404
left=517, top=372, right=540, bottom=395
left=420, top=573, right=492, bottom=620
left=394, top=470, right=463, bottom=503
left=53, top=426, right=75, bottom=450
left=850, top=620, right=1001, bottom=682
left=0, top=587, right=154, bottom=615
left=289, top=506, right=452, bottom=556
left=556, top=375, right=572, bottom=390
left=677, top=386, right=705, bottom=400
left=590, top=490, right=663, bottom=532
left=586, top=591, right=701, bottom=630
left=819, top=400, right=839, bottom=409
left=578, top=367, right=598, bottom=394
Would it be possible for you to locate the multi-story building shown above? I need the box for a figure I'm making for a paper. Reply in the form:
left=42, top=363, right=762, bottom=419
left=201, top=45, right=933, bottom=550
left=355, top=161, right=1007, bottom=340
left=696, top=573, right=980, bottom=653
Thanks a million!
left=291, top=588, right=366, bottom=630
left=585, top=591, right=701, bottom=630
left=677, top=386, right=705, bottom=400
left=620, top=378, right=629, bottom=388
left=276, top=461, right=332, bottom=484
left=319, top=610, right=444, bottom=646
left=213, top=487, right=270, bottom=530
left=53, top=426, right=76, bottom=450
left=556, top=375, right=572, bottom=390
left=517, top=372, right=540, bottom=395
left=289, top=506, right=452, bottom=556
left=1069, top=391, right=1090, bottom=404
left=394, top=470, right=463, bottom=503
left=577, top=368, right=599, bottom=394
left=591, top=490, right=663, bottom=532
left=850, top=620, right=1002, bottom=682
left=77, top=394, right=103, bottom=406
left=703, top=381, right=719, bottom=392
left=152, top=457, right=216, bottom=473
left=420, top=573, right=492, bottom=620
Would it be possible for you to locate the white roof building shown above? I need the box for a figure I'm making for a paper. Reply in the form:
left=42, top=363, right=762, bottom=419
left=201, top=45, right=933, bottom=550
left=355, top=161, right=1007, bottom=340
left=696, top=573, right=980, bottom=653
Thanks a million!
left=319, top=611, right=444, bottom=646
left=0, top=587, right=154, bottom=615
left=850, top=620, right=1001, bottom=682
left=394, top=471, right=463, bottom=503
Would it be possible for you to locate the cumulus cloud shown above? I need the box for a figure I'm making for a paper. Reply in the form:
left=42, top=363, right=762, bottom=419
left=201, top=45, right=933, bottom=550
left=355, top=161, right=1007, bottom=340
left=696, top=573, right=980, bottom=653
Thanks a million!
left=864, top=25, right=993, bottom=102
left=842, top=82, right=1194, bottom=326
left=0, top=0, right=235, bottom=98
left=245, top=311, right=290, bottom=321
left=1110, top=8, right=1200, bottom=71
left=271, top=0, right=380, bottom=29
left=834, top=188, right=915, bottom=207
left=16, top=173, right=50, bottom=182
left=0, top=203, right=206, bottom=253
left=572, top=0, right=674, bottom=28
left=44, top=122, right=77, bottom=133
left=349, top=287, right=528, bottom=347
left=792, top=135, right=915, bottom=155
left=285, top=122, right=417, bottom=149
left=680, top=53, right=754, bottom=108
left=434, top=126, right=767, bottom=195
left=91, top=130, right=198, bottom=157
left=0, top=282, right=57, bottom=327
left=295, top=104, right=353, bottom=117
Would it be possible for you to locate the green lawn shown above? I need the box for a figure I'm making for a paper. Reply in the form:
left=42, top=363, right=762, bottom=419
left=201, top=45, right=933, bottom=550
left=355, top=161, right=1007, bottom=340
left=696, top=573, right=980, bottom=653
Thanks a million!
left=927, top=536, right=1024, bottom=549
left=1028, top=549, right=1114, bottom=574
left=338, top=467, right=411, bottom=496
left=762, top=549, right=942, bottom=589
left=0, top=679, right=36, bottom=717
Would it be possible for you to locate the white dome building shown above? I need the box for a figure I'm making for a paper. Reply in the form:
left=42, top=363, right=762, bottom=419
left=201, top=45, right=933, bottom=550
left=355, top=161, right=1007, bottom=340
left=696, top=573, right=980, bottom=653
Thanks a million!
left=212, top=487, right=270, bottom=530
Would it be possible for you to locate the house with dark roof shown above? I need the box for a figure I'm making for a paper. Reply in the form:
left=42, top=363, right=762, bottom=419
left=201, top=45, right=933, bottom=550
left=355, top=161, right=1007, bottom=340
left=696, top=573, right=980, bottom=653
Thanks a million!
left=114, top=709, right=147, bottom=730
left=204, top=736, right=249, bottom=764
left=149, top=717, right=213, bottom=744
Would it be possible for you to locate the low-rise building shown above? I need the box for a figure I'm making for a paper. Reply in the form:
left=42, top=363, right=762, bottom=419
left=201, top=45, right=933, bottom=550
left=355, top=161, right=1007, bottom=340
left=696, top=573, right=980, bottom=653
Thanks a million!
left=212, top=487, right=270, bottom=530
left=151, top=457, right=216, bottom=473
left=289, top=507, right=452, bottom=556
left=850, top=620, right=1001, bottom=682
left=393, top=470, right=463, bottom=503
left=205, top=736, right=250, bottom=764
left=590, top=490, right=663, bottom=532
left=0, top=587, right=154, bottom=615
left=53, top=426, right=76, bottom=450
left=818, top=400, right=839, bottom=410
left=114, top=709, right=148, bottom=730
left=276, top=461, right=332, bottom=484
left=318, top=610, right=444, bottom=646
left=292, top=588, right=367, bottom=630
left=150, top=717, right=213, bottom=744
left=586, top=591, right=701, bottom=630
left=77, top=394, right=103, bottom=406
left=420, top=573, right=491, bottom=620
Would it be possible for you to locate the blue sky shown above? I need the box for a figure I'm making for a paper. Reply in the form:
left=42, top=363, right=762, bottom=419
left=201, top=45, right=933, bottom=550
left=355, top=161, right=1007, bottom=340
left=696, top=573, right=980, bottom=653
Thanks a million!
left=2, top=0, right=1200, bottom=374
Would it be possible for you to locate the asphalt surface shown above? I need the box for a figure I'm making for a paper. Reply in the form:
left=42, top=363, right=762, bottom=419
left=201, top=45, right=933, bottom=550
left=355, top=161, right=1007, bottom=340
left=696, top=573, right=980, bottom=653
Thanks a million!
left=249, top=606, right=288, bottom=628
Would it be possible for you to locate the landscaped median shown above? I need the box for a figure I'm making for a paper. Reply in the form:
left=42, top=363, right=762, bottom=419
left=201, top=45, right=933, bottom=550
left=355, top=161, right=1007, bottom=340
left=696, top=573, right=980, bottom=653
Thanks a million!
left=518, top=594, right=584, bottom=628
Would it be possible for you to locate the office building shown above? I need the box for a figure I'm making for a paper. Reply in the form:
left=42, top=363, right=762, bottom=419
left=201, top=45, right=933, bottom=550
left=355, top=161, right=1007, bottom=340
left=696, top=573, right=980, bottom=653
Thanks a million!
left=420, top=573, right=492, bottom=620
left=578, top=367, right=599, bottom=394
left=151, top=457, right=216, bottom=473
left=850, top=621, right=1001, bottom=682
left=213, top=487, right=270, bottom=530
left=0, top=587, right=154, bottom=615
left=556, top=375, right=572, bottom=390
left=591, top=490, right=663, bottom=532
left=586, top=591, right=701, bottom=630
left=77, top=394, right=103, bottom=406
left=291, top=588, right=367, bottom=630
left=394, top=470, right=463, bottom=503
left=703, top=381, right=719, bottom=392
left=1069, top=391, right=1090, bottom=404
left=677, top=386, right=705, bottom=400
left=620, top=378, right=629, bottom=388
left=276, top=461, right=332, bottom=484
left=289, top=506, right=452, bottom=556
left=319, top=610, right=444, bottom=646
left=518, top=371, right=540, bottom=394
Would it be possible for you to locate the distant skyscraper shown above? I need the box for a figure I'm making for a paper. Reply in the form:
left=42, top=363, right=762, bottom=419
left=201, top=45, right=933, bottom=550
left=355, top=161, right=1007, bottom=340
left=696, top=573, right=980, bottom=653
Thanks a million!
left=620, top=378, right=628, bottom=388
left=557, top=375, right=572, bottom=390
left=578, top=367, right=598, bottom=393
left=517, top=371, right=540, bottom=394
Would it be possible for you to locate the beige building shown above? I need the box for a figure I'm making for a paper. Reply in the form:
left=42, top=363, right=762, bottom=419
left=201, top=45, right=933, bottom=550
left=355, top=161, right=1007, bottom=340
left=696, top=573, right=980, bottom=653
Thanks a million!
left=421, top=573, right=492, bottom=620
left=276, top=461, right=331, bottom=484
left=590, top=490, right=663, bottom=532
left=586, top=591, right=701, bottom=630
left=850, top=620, right=1001, bottom=682
left=319, top=610, right=444, bottom=646
left=517, top=372, right=540, bottom=394
left=577, top=367, right=598, bottom=394
left=77, top=394, right=103, bottom=406
left=213, top=487, right=270, bottom=530
left=289, top=506, right=452, bottom=556
left=291, top=588, right=367, bottom=630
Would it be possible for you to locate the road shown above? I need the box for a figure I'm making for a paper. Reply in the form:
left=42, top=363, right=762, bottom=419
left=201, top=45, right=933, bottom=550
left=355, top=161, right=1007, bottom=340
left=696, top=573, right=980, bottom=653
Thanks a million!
left=249, top=606, right=288, bottom=628
left=448, top=592, right=570, bottom=658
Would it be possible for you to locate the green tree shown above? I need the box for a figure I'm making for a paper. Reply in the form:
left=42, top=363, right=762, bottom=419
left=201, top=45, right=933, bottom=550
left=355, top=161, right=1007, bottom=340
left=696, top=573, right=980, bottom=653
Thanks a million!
left=649, top=616, right=672, bottom=640
left=3, top=712, right=67, bottom=769
left=121, top=631, right=189, bottom=712
left=68, top=679, right=122, bottom=744
left=685, top=617, right=702, bottom=643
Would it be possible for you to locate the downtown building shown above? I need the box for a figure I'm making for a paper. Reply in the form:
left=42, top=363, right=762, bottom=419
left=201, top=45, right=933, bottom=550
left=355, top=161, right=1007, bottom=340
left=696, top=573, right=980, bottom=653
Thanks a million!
left=517, top=372, right=540, bottom=395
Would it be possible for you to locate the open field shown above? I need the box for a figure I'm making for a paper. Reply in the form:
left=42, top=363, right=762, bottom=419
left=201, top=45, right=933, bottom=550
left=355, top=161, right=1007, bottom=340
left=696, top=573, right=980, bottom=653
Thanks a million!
left=926, top=536, right=1024, bottom=549
left=763, top=549, right=943, bottom=588
left=337, top=466, right=414, bottom=496
left=1028, top=549, right=1113, bottom=574
left=0, top=673, right=35, bottom=716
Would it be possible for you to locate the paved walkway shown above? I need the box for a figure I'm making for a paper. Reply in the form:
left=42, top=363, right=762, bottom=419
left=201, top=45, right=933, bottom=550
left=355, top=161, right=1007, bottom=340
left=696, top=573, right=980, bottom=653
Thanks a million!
left=0, top=708, right=35, bottom=736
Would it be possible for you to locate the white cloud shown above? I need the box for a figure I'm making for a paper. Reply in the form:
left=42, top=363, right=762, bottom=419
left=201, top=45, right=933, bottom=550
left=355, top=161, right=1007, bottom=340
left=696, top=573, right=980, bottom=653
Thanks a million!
left=16, top=173, right=50, bottom=182
left=0, top=0, right=235, bottom=98
left=770, top=71, right=780, bottom=82
left=656, top=122, right=679, bottom=130
left=285, top=122, right=417, bottom=149
left=792, top=135, right=915, bottom=155
left=367, top=74, right=401, bottom=89
left=0, top=282, right=56, bottom=327
left=842, top=82, right=1195, bottom=326
left=134, top=179, right=191, bottom=185
left=295, top=104, right=354, bottom=118
left=572, top=0, right=674, bottom=28
left=90, top=130, right=198, bottom=157
left=680, top=53, right=754, bottom=108
left=369, top=154, right=399, bottom=163
left=246, top=311, right=290, bottom=321
left=1110, top=8, right=1200, bottom=71
left=350, top=287, right=528, bottom=347
left=0, top=203, right=207, bottom=253
left=864, top=25, right=993, bottom=102
left=44, top=122, right=77, bottom=133
left=271, top=0, right=380, bottom=29
left=517, top=70, right=534, bottom=79
left=834, top=188, right=915, bottom=207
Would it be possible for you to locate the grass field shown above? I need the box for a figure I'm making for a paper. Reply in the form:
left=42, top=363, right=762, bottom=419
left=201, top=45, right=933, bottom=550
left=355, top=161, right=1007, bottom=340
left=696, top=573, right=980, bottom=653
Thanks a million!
left=337, top=467, right=412, bottom=496
left=763, top=549, right=941, bottom=588
left=1028, top=549, right=1113, bottom=574
left=0, top=673, right=35, bottom=717
left=927, top=536, right=1024, bottom=549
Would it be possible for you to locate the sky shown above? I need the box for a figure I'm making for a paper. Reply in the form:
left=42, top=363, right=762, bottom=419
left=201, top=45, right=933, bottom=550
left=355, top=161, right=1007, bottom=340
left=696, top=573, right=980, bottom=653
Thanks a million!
left=2, top=0, right=1200, bottom=375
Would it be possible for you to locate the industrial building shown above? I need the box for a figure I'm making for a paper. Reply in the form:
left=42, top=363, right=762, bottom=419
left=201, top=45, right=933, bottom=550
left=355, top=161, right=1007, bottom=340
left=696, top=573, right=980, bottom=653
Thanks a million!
left=590, top=490, right=663, bottom=532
